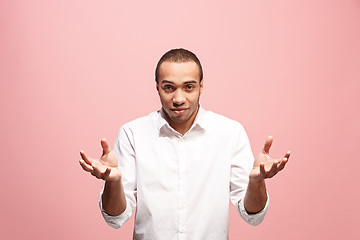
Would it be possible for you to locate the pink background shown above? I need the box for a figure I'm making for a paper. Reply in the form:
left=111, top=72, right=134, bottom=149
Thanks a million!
left=1, top=0, right=359, bottom=239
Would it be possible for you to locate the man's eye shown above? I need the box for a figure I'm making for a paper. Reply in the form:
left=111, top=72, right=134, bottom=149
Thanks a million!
left=163, top=85, right=174, bottom=91
left=185, top=85, right=195, bottom=90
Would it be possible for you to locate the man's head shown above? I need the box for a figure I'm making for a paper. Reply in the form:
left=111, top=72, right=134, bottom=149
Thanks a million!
left=155, top=48, right=203, bottom=83
left=155, top=48, right=203, bottom=134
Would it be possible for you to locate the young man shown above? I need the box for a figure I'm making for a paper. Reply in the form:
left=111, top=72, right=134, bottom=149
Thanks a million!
left=79, top=48, right=290, bottom=240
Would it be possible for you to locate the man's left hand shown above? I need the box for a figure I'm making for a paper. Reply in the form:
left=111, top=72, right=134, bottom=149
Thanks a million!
left=249, top=136, right=290, bottom=182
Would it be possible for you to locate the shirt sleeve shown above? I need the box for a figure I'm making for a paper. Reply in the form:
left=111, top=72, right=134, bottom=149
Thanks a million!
left=99, top=126, right=137, bottom=229
left=229, top=123, right=269, bottom=226
left=237, top=192, right=269, bottom=226
left=99, top=185, right=133, bottom=229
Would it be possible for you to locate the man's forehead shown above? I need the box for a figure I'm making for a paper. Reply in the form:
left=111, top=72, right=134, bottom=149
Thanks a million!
left=159, top=61, right=198, bottom=69
left=158, top=61, right=201, bottom=82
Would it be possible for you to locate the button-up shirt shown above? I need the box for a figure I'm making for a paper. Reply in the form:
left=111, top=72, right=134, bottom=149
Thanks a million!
left=99, top=106, right=269, bottom=240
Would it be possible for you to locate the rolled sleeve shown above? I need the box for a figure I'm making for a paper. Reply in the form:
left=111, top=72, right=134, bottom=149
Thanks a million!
left=237, top=193, right=269, bottom=226
left=98, top=192, right=132, bottom=229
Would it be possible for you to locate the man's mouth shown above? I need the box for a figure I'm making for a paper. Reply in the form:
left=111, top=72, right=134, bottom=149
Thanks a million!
left=171, top=108, right=188, bottom=114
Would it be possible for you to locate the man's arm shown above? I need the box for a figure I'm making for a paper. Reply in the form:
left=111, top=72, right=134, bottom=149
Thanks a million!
left=79, top=139, right=127, bottom=216
left=244, top=136, right=290, bottom=213
left=244, top=179, right=267, bottom=214
left=102, top=179, right=126, bottom=216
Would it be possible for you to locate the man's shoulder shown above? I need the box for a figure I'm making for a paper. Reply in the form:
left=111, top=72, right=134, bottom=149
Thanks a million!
left=122, top=110, right=159, bottom=130
left=203, top=109, right=249, bottom=142
left=204, top=109, right=244, bottom=130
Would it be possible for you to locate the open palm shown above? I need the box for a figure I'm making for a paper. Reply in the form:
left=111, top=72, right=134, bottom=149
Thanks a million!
left=249, top=136, right=290, bottom=182
left=79, top=139, right=122, bottom=181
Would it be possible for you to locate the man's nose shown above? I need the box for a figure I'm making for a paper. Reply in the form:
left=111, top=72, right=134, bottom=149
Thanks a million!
left=173, top=89, right=186, bottom=106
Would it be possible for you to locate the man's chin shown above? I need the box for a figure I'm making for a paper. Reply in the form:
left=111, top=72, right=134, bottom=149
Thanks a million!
left=170, top=116, right=188, bottom=124
left=168, top=113, right=192, bottom=123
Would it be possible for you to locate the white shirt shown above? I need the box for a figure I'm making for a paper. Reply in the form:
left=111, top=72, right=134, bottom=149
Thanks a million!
left=99, top=106, right=269, bottom=240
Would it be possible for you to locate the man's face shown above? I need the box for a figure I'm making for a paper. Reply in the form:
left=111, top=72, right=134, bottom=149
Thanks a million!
left=156, top=61, right=203, bottom=130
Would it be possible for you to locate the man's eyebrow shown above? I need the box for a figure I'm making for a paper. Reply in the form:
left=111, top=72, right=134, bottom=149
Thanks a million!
left=161, top=80, right=174, bottom=84
left=184, top=80, right=197, bottom=84
left=160, top=80, right=198, bottom=84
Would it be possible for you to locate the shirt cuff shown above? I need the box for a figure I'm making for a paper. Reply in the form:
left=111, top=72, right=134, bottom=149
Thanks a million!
left=237, top=192, right=269, bottom=226
left=98, top=193, right=132, bottom=229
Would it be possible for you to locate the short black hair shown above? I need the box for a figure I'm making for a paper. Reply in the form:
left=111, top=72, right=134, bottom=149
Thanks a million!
left=155, top=48, right=203, bottom=83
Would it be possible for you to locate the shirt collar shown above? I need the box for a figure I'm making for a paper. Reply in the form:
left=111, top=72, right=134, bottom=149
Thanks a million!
left=156, top=103, right=207, bottom=136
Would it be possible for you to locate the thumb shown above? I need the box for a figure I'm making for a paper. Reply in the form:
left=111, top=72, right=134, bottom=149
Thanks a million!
left=101, top=138, right=111, bottom=156
left=262, top=136, right=273, bottom=154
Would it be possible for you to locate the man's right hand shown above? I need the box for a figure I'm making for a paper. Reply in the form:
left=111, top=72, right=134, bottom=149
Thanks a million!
left=79, top=139, right=122, bottom=181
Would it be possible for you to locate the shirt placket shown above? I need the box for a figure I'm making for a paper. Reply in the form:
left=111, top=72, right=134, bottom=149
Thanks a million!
left=177, top=135, right=186, bottom=240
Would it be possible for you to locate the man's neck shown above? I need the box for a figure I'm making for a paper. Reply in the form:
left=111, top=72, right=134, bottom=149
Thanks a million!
left=162, top=105, right=200, bottom=136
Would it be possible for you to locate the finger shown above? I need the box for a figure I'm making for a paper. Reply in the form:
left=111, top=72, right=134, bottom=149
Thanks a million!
left=267, top=161, right=279, bottom=178
left=260, top=162, right=266, bottom=177
left=277, top=158, right=288, bottom=171
left=80, top=150, right=92, bottom=165
left=79, top=159, right=94, bottom=172
left=94, top=167, right=110, bottom=180
left=102, top=168, right=111, bottom=180
left=101, top=139, right=111, bottom=156
left=91, top=163, right=102, bottom=178
left=283, top=151, right=291, bottom=160
left=262, top=136, right=273, bottom=154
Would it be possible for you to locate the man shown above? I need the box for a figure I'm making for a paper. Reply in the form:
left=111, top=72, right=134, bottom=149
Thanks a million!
left=79, top=48, right=290, bottom=239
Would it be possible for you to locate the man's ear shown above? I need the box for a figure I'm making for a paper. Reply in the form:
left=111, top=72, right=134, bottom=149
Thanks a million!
left=199, top=79, right=203, bottom=95
left=156, top=81, right=159, bottom=92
